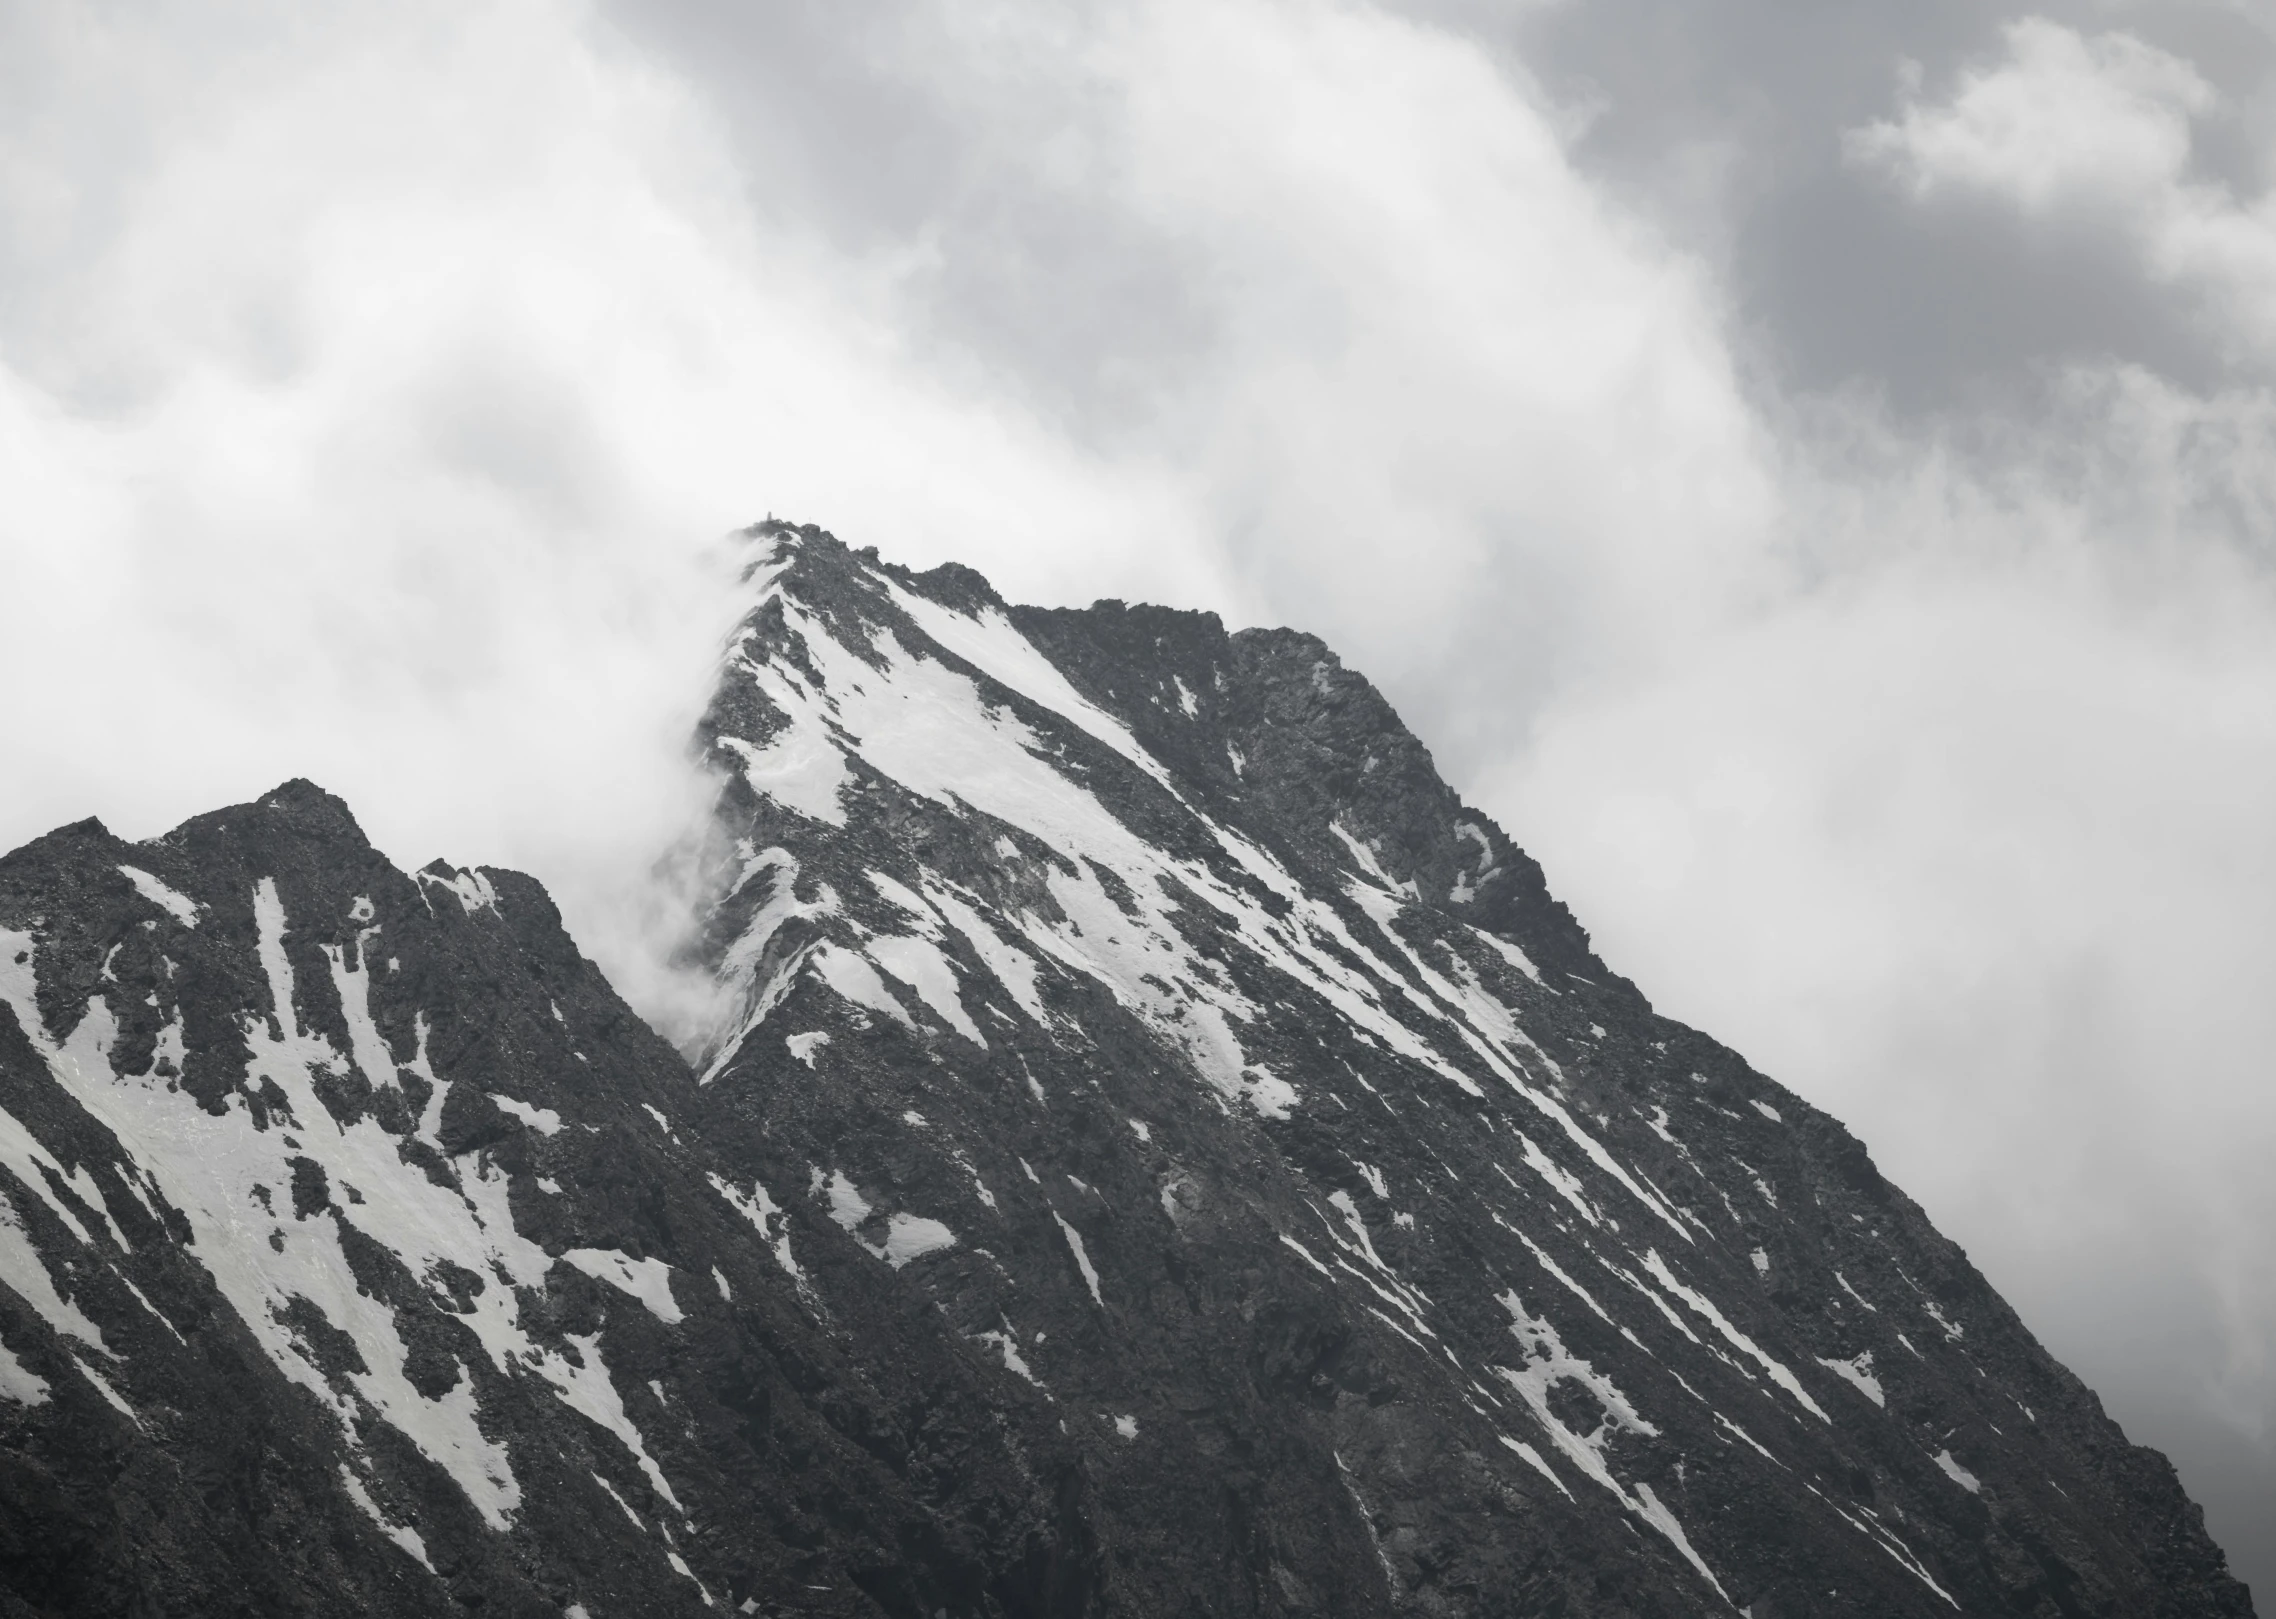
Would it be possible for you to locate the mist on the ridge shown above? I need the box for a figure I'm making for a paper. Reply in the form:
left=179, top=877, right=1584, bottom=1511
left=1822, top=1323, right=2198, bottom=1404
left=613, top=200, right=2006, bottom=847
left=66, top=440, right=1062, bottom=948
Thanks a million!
left=2, top=0, right=2272, bottom=1589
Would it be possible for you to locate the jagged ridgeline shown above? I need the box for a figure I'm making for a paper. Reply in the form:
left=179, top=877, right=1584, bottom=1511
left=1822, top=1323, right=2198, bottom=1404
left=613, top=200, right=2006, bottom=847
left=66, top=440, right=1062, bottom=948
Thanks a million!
left=0, top=524, right=2252, bottom=1617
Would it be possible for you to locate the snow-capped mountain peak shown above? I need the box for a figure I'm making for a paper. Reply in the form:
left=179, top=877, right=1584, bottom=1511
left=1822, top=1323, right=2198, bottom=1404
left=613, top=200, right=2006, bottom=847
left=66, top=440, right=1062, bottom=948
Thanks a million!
left=0, top=524, right=2250, bottom=1616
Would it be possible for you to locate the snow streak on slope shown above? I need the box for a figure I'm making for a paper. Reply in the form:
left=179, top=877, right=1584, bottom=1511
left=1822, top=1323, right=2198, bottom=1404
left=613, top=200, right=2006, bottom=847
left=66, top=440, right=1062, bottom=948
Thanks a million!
left=0, top=887, right=684, bottom=1530
left=1494, top=1287, right=1729, bottom=1601
left=881, top=580, right=1184, bottom=799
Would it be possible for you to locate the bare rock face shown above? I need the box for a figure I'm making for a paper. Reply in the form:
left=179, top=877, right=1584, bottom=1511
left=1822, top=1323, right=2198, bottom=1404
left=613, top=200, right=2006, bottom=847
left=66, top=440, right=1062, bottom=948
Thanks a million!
left=0, top=519, right=2252, bottom=1617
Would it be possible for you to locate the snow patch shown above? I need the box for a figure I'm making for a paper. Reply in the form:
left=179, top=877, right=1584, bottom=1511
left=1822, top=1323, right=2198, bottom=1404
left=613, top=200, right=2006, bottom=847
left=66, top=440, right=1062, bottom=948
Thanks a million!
left=1640, top=1250, right=1830, bottom=1422
left=1328, top=822, right=1414, bottom=898
left=1816, top=1352, right=1887, bottom=1408
left=324, top=938, right=401, bottom=1093
left=1933, top=1449, right=1981, bottom=1493
left=812, top=945, right=913, bottom=1028
left=0, top=1101, right=116, bottom=1247
left=820, top=1171, right=956, bottom=1269
left=117, top=866, right=200, bottom=927
left=1468, top=926, right=1544, bottom=986
left=867, top=870, right=939, bottom=933
left=973, top=1322, right=1043, bottom=1387
left=559, top=1250, right=684, bottom=1326
left=880, top=582, right=1182, bottom=796
left=1515, top=1133, right=1600, bottom=1227
left=714, top=703, right=851, bottom=827
left=702, top=849, right=841, bottom=1081
left=867, top=935, right=985, bottom=1045
left=422, top=867, right=497, bottom=915
left=591, top=1471, right=643, bottom=1529
left=340, top=1465, right=433, bottom=1571
left=707, top=1174, right=801, bottom=1280
left=1493, top=1289, right=1727, bottom=1600
left=923, top=883, right=1050, bottom=1024
left=664, top=1548, right=716, bottom=1606
left=1053, top=1212, right=1103, bottom=1305
left=880, top=1215, right=958, bottom=1268
left=488, top=1094, right=562, bottom=1136
left=0, top=1191, right=115, bottom=1358
left=1509, top=1226, right=1612, bottom=1325
left=0, top=1335, right=47, bottom=1405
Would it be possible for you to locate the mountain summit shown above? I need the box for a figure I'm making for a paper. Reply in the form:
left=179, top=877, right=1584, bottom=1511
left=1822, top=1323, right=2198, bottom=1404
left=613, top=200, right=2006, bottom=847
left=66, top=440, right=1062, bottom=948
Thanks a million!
left=0, top=521, right=2252, bottom=1615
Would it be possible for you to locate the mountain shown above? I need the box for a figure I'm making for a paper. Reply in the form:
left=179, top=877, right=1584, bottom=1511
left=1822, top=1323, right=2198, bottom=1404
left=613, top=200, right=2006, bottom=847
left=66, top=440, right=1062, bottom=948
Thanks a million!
left=0, top=519, right=2252, bottom=1616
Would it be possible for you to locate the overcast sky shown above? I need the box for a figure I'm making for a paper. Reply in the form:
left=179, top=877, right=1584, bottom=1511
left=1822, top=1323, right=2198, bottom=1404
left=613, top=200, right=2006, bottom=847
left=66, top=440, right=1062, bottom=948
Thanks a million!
left=3, top=0, right=2272, bottom=1587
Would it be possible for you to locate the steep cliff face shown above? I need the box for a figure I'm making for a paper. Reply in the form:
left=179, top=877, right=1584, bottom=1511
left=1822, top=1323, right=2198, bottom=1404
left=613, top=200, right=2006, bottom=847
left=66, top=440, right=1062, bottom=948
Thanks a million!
left=0, top=520, right=2251, bottom=1618
left=0, top=783, right=1093, bottom=1617
left=679, top=522, right=2253, bottom=1617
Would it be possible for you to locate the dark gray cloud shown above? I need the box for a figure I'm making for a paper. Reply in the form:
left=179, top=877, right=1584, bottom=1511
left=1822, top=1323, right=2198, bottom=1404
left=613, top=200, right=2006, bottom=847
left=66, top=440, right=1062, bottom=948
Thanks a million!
left=1740, top=168, right=2233, bottom=406
left=1432, top=0, right=2276, bottom=412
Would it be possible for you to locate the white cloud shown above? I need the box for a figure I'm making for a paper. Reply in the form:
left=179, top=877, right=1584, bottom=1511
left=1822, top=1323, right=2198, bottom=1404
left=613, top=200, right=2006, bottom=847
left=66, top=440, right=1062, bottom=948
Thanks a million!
left=1496, top=379, right=2276, bottom=1446
left=1849, top=19, right=2212, bottom=215
left=1849, top=17, right=2276, bottom=363
left=1097, top=0, right=1777, bottom=738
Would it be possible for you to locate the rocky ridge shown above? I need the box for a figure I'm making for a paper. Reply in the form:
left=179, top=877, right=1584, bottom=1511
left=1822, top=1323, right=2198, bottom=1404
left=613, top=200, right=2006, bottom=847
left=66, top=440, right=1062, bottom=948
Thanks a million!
left=0, top=518, right=2252, bottom=1616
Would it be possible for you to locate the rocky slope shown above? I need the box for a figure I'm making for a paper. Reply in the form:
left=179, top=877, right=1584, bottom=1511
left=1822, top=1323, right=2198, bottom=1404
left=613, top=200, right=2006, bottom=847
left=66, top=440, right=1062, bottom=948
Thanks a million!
left=0, top=518, right=2252, bottom=1616
left=676, top=522, right=2254, bottom=1617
